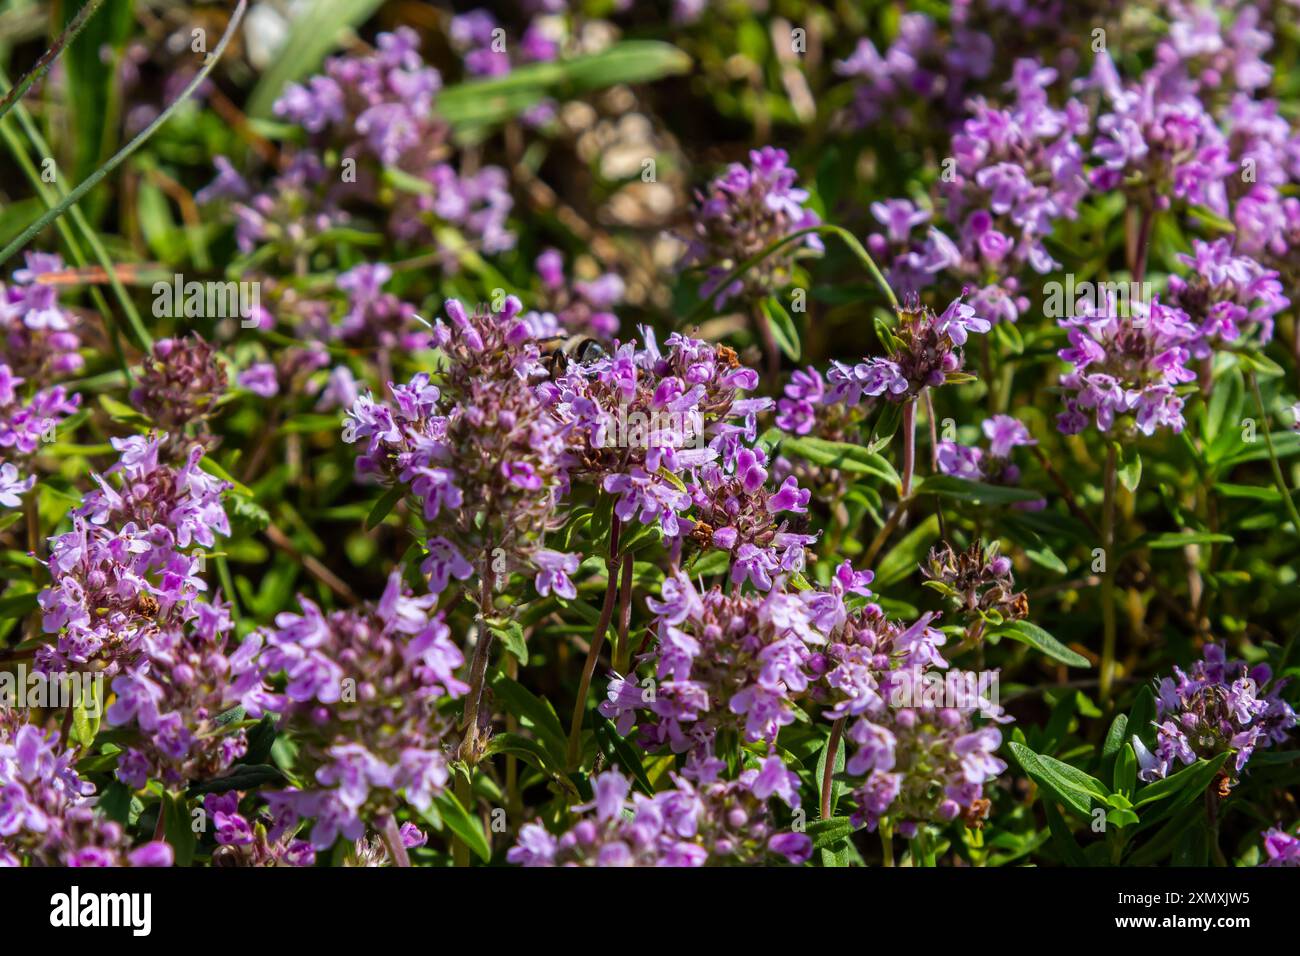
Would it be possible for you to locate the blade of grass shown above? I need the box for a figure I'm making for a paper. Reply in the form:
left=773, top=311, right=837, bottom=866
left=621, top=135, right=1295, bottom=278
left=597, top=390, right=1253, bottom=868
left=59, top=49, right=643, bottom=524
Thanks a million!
left=0, top=0, right=248, bottom=281
left=0, top=0, right=108, bottom=126
left=0, top=101, right=130, bottom=377
left=0, top=68, right=146, bottom=359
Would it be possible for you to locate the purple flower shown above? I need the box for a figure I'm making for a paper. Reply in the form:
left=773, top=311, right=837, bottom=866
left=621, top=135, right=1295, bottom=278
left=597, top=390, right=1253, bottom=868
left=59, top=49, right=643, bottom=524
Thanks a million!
left=687, top=147, right=822, bottom=307
left=238, top=363, right=280, bottom=398
left=534, top=549, right=579, bottom=599
left=1140, top=644, right=1295, bottom=782
left=1261, top=828, right=1300, bottom=867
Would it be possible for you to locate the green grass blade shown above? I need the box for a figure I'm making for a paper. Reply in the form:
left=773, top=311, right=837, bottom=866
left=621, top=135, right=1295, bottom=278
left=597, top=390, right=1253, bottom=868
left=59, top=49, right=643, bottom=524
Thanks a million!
left=0, top=0, right=248, bottom=281
left=0, top=68, right=147, bottom=357
left=0, top=0, right=108, bottom=126
left=0, top=98, right=131, bottom=375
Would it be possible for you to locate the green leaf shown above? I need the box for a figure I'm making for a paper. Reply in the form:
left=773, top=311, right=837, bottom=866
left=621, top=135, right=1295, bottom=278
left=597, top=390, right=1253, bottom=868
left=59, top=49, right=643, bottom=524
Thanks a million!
left=593, top=717, right=655, bottom=796
left=993, top=320, right=1024, bottom=355
left=1241, top=349, right=1285, bottom=378
left=98, top=394, right=151, bottom=426
left=489, top=672, right=568, bottom=767
left=213, top=705, right=246, bottom=728
left=1213, top=482, right=1280, bottom=502
left=1133, top=531, right=1234, bottom=550
left=1101, top=713, right=1128, bottom=780
left=1115, top=744, right=1137, bottom=795
left=0, top=589, right=38, bottom=619
left=806, top=817, right=857, bottom=849
left=781, top=436, right=899, bottom=486
left=188, top=763, right=286, bottom=796
left=162, top=791, right=196, bottom=867
left=1126, top=802, right=1203, bottom=865
left=1106, top=807, right=1140, bottom=828
left=760, top=295, right=800, bottom=361
left=1187, top=203, right=1236, bottom=234
left=437, top=42, right=691, bottom=131
left=780, top=436, right=899, bottom=487
left=487, top=619, right=528, bottom=665
left=1134, top=752, right=1231, bottom=808
left=366, top=486, right=404, bottom=531
left=1043, top=801, right=1088, bottom=866
left=484, top=732, right=558, bottom=775
left=98, top=781, right=133, bottom=825
left=197, top=455, right=254, bottom=497
left=1117, top=445, right=1141, bottom=492
left=70, top=680, right=103, bottom=750
left=240, top=715, right=278, bottom=767
left=1023, top=545, right=1068, bottom=574
left=1008, top=741, right=1109, bottom=819
left=914, top=475, right=1043, bottom=505
left=60, top=0, right=134, bottom=182
left=875, top=515, right=940, bottom=588
left=996, top=620, right=1091, bottom=669
left=427, top=791, right=491, bottom=863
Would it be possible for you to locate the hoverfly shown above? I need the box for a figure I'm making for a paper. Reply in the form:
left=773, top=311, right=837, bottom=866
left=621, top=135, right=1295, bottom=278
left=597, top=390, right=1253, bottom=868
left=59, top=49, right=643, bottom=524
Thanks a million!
left=538, top=334, right=608, bottom=379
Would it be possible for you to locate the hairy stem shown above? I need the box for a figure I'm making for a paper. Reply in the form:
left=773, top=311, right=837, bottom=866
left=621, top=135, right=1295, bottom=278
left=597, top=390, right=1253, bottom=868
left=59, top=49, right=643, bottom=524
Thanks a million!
left=612, top=551, right=635, bottom=676
left=0, top=0, right=108, bottom=126
left=820, top=717, right=845, bottom=820
left=900, top=398, right=917, bottom=498
left=1099, top=443, right=1119, bottom=704
left=459, top=566, right=498, bottom=765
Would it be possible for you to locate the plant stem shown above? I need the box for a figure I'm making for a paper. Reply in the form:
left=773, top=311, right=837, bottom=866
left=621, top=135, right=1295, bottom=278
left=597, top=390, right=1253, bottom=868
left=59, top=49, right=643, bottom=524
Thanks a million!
left=922, top=387, right=946, bottom=540
left=900, top=398, right=917, bottom=498
left=612, top=551, right=634, bottom=676
left=566, top=517, right=622, bottom=770
left=880, top=822, right=894, bottom=867
left=0, top=0, right=108, bottom=126
left=820, top=717, right=844, bottom=819
left=862, top=493, right=913, bottom=568
left=452, top=773, right=470, bottom=868
left=1099, top=443, right=1119, bottom=705
left=1206, top=789, right=1226, bottom=867
left=1246, top=370, right=1300, bottom=534
left=1131, top=207, right=1155, bottom=285
left=459, top=566, right=498, bottom=765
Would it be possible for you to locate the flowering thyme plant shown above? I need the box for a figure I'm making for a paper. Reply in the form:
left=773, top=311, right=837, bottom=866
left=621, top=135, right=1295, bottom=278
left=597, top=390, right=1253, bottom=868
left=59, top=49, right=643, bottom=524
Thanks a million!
left=0, top=0, right=1296, bottom=876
